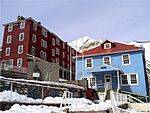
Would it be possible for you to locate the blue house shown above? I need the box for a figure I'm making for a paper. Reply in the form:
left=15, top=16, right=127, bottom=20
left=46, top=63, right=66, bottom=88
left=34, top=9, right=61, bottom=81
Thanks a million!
left=76, top=40, right=149, bottom=100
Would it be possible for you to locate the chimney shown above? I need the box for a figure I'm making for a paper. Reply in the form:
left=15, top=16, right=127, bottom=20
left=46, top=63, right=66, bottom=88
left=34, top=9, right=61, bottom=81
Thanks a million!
left=17, top=15, right=25, bottom=21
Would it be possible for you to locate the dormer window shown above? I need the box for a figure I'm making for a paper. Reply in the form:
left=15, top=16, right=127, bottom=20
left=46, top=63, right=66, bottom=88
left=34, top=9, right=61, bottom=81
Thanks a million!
left=104, top=43, right=111, bottom=49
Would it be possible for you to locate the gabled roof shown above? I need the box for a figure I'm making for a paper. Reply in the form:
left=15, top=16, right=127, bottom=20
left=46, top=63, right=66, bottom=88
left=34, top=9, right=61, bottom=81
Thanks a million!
left=91, top=63, right=121, bottom=73
left=77, top=40, right=144, bottom=58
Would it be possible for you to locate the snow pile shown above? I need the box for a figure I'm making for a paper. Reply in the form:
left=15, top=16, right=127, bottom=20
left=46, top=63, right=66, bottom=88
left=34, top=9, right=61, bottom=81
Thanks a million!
left=69, top=100, right=111, bottom=111
left=0, top=104, right=65, bottom=113
left=0, top=90, right=41, bottom=103
left=44, top=97, right=92, bottom=105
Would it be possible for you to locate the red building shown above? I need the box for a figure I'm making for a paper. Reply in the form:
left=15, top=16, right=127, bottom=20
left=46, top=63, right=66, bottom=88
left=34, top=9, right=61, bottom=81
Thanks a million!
left=1, top=16, right=76, bottom=80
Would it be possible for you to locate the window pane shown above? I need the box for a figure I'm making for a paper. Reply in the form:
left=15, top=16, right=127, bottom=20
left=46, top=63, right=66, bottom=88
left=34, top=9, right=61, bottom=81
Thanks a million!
left=130, top=74, right=138, bottom=84
left=121, top=74, right=128, bottom=85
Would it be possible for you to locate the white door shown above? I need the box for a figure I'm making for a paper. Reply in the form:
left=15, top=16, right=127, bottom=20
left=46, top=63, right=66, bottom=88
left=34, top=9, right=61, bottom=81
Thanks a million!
left=104, top=74, right=112, bottom=90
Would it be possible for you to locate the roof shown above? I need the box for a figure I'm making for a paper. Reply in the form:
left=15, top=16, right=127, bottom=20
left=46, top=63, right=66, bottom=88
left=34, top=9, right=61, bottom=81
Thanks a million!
left=90, top=63, right=122, bottom=73
left=77, top=40, right=144, bottom=58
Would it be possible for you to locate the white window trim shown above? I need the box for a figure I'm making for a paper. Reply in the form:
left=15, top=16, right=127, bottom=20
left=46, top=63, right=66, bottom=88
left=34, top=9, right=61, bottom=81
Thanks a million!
left=129, top=73, right=138, bottom=85
left=33, top=22, right=37, bottom=31
left=18, top=45, right=23, bottom=54
left=103, top=56, right=111, bottom=65
left=32, top=34, right=36, bottom=43
left=90, top=76, right=96, bottom=87
left=85, top=58, right=93, bottom=69
left=17, top=58, right=23, bottom=67
left=31, top=46, right=35, bottom=55
left=104, top=43, right=111, bottom=49
left=6, top=35, right=12, bottom=44
left=20, top=20, right=25, bottom=29
left=19, top=33, right=24, bottom=41
left=5, top=47, right=10, bottom=56
left=121, top=74, right=129, bottom=86
left=122, top=54, right=131, bottom=65
left=8, top=24, right=13, bottom=32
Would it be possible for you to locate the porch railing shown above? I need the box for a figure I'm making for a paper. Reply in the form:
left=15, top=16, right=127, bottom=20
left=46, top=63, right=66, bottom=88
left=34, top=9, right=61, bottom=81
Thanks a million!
left=0, top=64, right=28, bottom=73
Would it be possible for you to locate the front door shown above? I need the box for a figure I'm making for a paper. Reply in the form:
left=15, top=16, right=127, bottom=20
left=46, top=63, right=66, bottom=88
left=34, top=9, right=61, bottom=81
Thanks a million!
left=104, top=74, right=112, bottom=90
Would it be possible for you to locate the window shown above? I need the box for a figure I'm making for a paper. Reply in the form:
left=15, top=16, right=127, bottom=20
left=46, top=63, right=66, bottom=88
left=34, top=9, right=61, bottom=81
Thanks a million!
left=32, top=34, right=36, bottom=43
left=122, top=54, right=130, bottom=65
left=90, top=77, right=96, bottom=87
left=31, top=46, right=35, bottom=55
left=17, top=58, right=22, bottom=67
left=130, top=73, right=138, bottom=85
left=52, top=59, right=55, bottom=63
left=67, top=46, right=69, bottom=52
left=9, top=59, right=13, bottom=67
left=33, top=22, right=37, bottom=31
left=20, top=20, right=25, bottom=29
left=18, top=45, right=23, bottom=54
left=63, top=43, right=65, bottom=49
left=104, top=43, right=111, bottom=49
left=40, top=51, right=47, bottom=60
left=67, top=55, right=69, bottom=61
left=19, top=33, right=24, bottom=41
left=52, top=49, right=55, bottom=56
left=8, top=25, right=13, bottom=32
left=62, top=52, right=65, bottom=58
left=56, top=38, right=60, bottom=45
left=121, top=74, right=128, bottom=85
left=103, top=56, right=111, bottom=65
left=67, top=63, right=69, bottom=69
left=41, top=39, right=47, bottom=48
left=62, top=61, right=65, bottom=67
left=5, top=47, right=10, bottom=56
left=42, top=28, right=47, bottom=37
left=52, top=38, right=55, bottom=46
left=6, top=35, right=12, bottom=44
left=56, top=48, right=60, bottom=55
left=56, top=58, right=59, bottom=63
left=85, top=58, right=93, bottom=68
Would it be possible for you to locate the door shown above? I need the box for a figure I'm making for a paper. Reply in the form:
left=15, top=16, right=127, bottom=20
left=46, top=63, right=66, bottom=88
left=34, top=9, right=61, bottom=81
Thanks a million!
left=104, top=74, right=112, bottom=90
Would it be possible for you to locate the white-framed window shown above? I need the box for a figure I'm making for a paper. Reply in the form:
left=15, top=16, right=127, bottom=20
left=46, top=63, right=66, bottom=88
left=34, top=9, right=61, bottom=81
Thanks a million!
left=103, top=56, right=111, bottom=65
left=52, top=38, right=55, bottom=46
left=90, top=76, right=96, bottom=87
left=62, top=61, right=65, bottom=67
left=121, top=74, right=128, bottom=86
left=42, top=28, right=47, bottom=37
left=18, top=45, right=23, bottom=54
left=63, top=43, right=65, bottom=49
left=52, top=59, right=55, bottom=63
left=9, top=59, right=13, bottom=67
left=17, top=58, right=22, bottom=67
left=52, top=49, right=55, bottom=56
left=130, top=73, right=138, bottom=85
left=6, top=35, right=12, bottom=44
left=20, top=20, right=25, bottom=29
left=62, top=52, right=65, bottom=58
left=31, top=46, right=35, bottom=55
left=67, top=63, right=69, bottom=69
left=104, top=43, right=111, bottom=49
left=8, top=24, right=13, bottom=32
left=56, top=48, right=60, bottom=55
left=67, top=55, right=69, bottom=61
left=33, top=22, right=37, bottom=31
left=40, top=51, right=47, bottom=60
left=5, top=47, right=10, bottom=56
left=41, top=39, right=47, bottom=48
left=122, top=54, right=131, bottom=65
left=19, top=33, right=24, bottom=41
left=32, top=34, right=36, bottom=43
left=67, top=46, right=69, bottom=52
left=85, top=58, right=93, bottom=68
left=56, top=58, right=59, bottom=63
left=56, top=38, right=60, bottom=46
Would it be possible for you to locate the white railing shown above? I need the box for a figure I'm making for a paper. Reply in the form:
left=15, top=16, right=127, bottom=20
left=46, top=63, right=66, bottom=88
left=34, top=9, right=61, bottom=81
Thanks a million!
left=59, top=90, right=73, bottom=113
left=0, top=64, right=28, bottom=73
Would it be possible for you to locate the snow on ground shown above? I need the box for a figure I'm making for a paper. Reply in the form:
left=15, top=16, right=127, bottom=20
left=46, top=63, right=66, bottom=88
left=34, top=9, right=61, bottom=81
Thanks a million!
left=0, top=104, right=65, bottom=113
left=0, top=90, right=41, bottom=103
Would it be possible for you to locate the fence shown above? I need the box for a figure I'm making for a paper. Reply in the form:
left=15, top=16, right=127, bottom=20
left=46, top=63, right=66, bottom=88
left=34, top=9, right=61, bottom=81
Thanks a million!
left=0, top=64, right=28, bottom=73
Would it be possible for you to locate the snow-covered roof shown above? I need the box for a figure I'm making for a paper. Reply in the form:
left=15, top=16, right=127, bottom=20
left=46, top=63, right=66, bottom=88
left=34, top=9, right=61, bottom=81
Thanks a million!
left=0, top=77, right=85, bottom=90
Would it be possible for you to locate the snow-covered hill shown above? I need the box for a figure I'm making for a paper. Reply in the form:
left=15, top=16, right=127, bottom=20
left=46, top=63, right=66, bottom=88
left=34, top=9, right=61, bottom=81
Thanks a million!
left=68, top=36, right=102, bottom=52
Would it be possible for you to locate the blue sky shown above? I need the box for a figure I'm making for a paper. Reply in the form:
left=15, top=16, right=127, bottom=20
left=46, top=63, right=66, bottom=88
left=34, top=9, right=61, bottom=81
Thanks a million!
left=0, top=0, right=149, bottom=46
